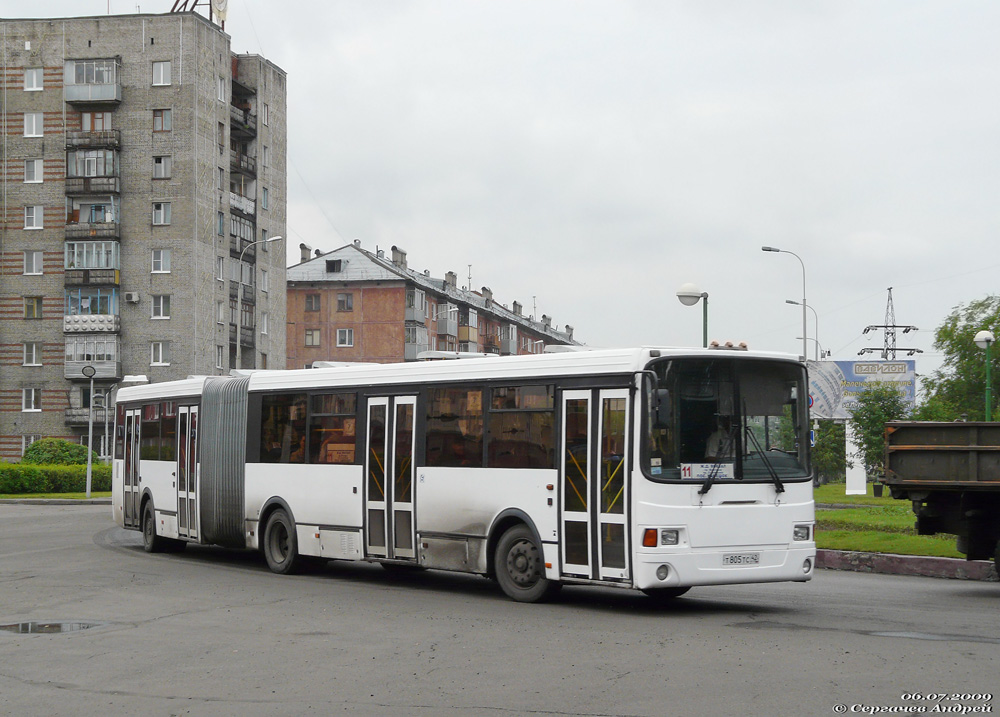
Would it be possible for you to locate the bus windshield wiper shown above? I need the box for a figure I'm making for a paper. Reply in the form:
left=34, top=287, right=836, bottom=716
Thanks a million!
left=698, top=433, right=734, bottom=496
left=744, top=428, right=785, bottom=494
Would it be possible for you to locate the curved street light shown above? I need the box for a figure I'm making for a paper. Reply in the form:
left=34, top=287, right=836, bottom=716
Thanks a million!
left=974, top=330, right=995, bottom=421
left=676, top=283, right=708, bottom=348
left=787, top=299, right=820, bottom=360
left=763, top=246, right=807, bottom=359
left=236, top=235, right=283, bottom=371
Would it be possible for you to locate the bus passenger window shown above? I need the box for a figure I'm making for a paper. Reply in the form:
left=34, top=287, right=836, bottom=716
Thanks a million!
left=425, top=387, right=484, bottom=468
left=260, top=393, right=308, bottom=464
left=309, top=393, right=357, bottom=464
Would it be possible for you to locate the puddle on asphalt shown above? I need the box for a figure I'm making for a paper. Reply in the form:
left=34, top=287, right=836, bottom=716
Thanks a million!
left=0, top=621, right=104, bottom=634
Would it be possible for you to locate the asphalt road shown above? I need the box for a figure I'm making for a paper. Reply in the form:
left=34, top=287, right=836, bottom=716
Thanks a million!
left=1, top=504, right=997, bottom=717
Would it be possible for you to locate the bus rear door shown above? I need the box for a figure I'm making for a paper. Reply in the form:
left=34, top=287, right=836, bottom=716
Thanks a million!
left=364, top=396, right=417, bottom=562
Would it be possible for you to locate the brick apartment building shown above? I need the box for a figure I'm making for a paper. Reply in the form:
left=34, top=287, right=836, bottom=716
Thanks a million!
left=0, top=10, right=286, bottom=460
left=286, top=242, right=577, bottom=368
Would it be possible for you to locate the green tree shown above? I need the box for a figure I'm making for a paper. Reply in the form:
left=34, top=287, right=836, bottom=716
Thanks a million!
left=21, top=438, right=98, bottom=465
left=849, top=382, right=909, bottom=480
left=811, top=420, right=850, bottom=484
left=919, top=295, right=1000, bottom=421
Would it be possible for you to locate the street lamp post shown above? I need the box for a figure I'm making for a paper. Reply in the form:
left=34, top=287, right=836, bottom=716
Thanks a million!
left=235, top=235, right=283, bottom=371
left=763, top=246, right=807, bottom=359
left=82, top=365, right=96, bottom=498
left=787, top=299, right=820, bottom=360
left=676, top=283, right=709, bottom=348
left=974, top=330, right=995, bottom=421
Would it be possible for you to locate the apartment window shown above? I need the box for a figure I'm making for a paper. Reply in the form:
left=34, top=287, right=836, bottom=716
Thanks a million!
left=326, top=259, right=342, bottom=273
left=69, top=59, right=117, bottom=86
left=24, top=112, right=43, bottom=136
left=82, top=112, right=111, bottom=131
left=24, top=159, right=42, bottom=183
left=24, top=68, right=43, bottom=91
left=260, top=270, right=269, bottom=292
left=262, top=145, right=270, bottom=167
left=217, top=76, right=225, bottom=101
left=152, top=61, right=171, bottom=86
left=261, top=187, right=269, bottom=210
left=65, top=336, right=117, bottom=363
left=337, top=329, right=354, bottom=348
left=216, top=256, right=225, bottom=280
left=25, top=206, right=43, bottom=229
left=216, top=345, right=224, bottom=369
left=260, top=353, right=267, bottom=369
left=260, top=228, right=269, bottom=249
left=337, top=293, right=354, bottom=312
left=23, top=342, right=42, bottom=366
left=153, top=156, right=171, bottom=179
left=22, top=388, right=42, bottom=412
left=305, top=294, right=320, bottom=312
left=151, top=249, right=171, bottom=273
left=153, top=109, right=171, bottom=131
left=217, top=167, right=225, bottom=190
left=23, top=251, right=43, bottom=275
left=152, top=202, right=171, bottom=225
left=216, top=301, right=225, bottom=325
left=66, top=288, right=116, bottom=315
left=150, top=342, right=170, bottom=366
left=22, top=435, right=42, bottom=456
left=217, top=211, right=225, bottom=236
left=305, top=330, right=321, bottom=347
left=151, top=295, right=171, bottom=319
left=263, top=103, right=269, bottom=125
left=260, top=312, right=269, bottom=335
left=24, top=297, right=43, bottom=319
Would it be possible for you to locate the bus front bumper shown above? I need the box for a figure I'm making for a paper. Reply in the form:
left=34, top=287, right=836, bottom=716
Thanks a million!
left=633, top=544, right=816, bottom=590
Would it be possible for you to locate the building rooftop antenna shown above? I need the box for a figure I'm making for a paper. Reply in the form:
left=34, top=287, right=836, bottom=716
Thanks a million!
left=858, top=287, right=923, bottom=358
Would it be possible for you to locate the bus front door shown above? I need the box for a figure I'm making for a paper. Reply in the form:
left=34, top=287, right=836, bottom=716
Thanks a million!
left=560, top=389, right=631, bottom=582
left=122, top=408, right=141, bottom=529
left=364, top=396, right=417, bottom=562
left=176, top=406, right=199, bottom=540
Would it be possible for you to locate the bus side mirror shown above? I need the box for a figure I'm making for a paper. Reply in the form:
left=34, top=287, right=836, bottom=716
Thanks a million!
left=652, top=389, right=671, bottom=428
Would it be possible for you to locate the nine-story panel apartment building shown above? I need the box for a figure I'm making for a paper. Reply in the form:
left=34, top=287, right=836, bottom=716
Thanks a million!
left=0, top=10, right=287, bottom=461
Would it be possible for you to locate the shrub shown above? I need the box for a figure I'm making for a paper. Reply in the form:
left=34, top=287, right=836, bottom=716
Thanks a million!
left=22, top=438, right=99, bottom=466
left=0, top=463, right=111, bottom=494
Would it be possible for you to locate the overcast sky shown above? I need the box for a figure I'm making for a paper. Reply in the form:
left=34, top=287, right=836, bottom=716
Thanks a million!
left=11, top=1, right=1000, bottom=385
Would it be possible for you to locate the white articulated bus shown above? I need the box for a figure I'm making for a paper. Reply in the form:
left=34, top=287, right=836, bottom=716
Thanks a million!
left=112, top=346, right=816, bottom=602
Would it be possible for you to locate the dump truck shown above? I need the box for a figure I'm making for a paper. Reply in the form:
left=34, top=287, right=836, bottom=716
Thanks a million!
left=883, top=421, right=1000, bottom=564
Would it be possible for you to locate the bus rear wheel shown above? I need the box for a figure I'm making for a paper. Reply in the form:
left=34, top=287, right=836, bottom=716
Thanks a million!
left=142, top=502, right=165, bottom=553
left=263, top=509, right=299, bottom=575
left=494, top=525, right=560, bottom=603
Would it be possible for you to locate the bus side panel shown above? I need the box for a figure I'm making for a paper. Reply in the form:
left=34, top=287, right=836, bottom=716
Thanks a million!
left=142, top=460, right=179, bottom=539
left=416, top=467, right=558, bottom=573
left=112, top=459, right=124, bottom=527
left=245, top=463, right=364, bottom=555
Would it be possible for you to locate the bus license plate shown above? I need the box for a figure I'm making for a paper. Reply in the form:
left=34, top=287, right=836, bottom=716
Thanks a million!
left=722, top=552, right=760, bottom=566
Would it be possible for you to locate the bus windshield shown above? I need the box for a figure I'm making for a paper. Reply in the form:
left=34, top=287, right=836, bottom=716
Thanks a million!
left=643, top=357, right=810, bottom=485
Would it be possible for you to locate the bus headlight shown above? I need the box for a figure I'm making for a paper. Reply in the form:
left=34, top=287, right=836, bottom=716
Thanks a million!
left=660, top=529, right=679, bottom=545
left=793, top=525, right=811, bottom=541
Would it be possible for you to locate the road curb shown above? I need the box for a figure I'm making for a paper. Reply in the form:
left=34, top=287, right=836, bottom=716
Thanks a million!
left=0, top=498, right=111, bottom=505
left=817, top=549, right=999, bottom=582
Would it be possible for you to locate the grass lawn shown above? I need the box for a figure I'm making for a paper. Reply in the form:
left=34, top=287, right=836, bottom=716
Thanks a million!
left=0, top=492, right=111, bottom=500
left=814, top=482, right=966, bottom=559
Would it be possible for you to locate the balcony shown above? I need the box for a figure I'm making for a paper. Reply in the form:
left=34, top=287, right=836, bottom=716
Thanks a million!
left=230, top=192, right=256, bottom=216
left=64, top=82, right=121, bottom=106
left=64, top=314, right=120, bottom=333
left=64, top=269, right=120, bottom=287
left=230, top=236, right=256, bottom=260
left=65, top=221, right=120, bottom=240
left=404, top=341, right=430, bottom=361
left=65, top=176, right=120, bottom=195
left=66, top=130, right=121, bottom=149
left=483, top=335, right=500, bottom=351
left=437, top=316, right=458, bottom=337
left=228, top=281, right=255, bottom=303
left=230, top=104, right=257, bottom=137
left=230, top=150, right=256, bottom=176
left=64, top=360, right=122, bottom=381
left=501, top=338, right=518, bottom=355
left=405, top=305, right=425, bottom=323
left=240, top=326, right=255, bottom=348
left=458, top=326, right=479, bottom=344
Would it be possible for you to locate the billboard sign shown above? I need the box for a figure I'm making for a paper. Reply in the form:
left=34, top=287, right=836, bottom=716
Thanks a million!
left=807, top=360, right=916, bottom=420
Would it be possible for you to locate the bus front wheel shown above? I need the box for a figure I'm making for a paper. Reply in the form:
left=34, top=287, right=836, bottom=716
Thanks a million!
left=263, top=509, right=299, bottom=575
left=494, top=525, right=560, bottom=603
